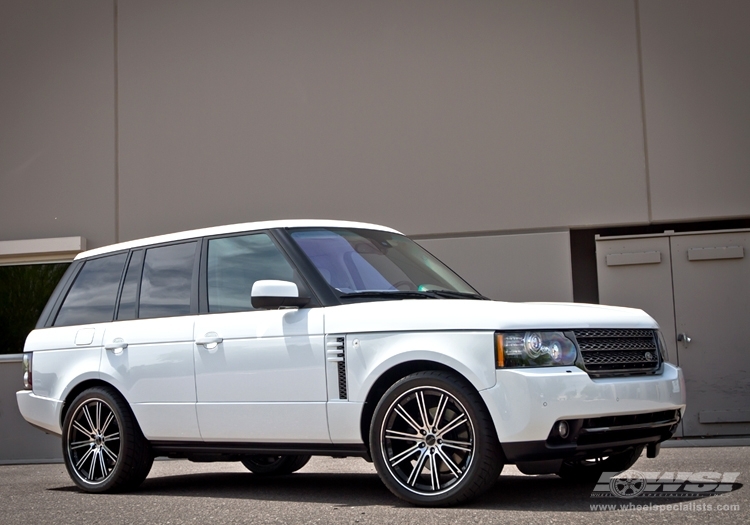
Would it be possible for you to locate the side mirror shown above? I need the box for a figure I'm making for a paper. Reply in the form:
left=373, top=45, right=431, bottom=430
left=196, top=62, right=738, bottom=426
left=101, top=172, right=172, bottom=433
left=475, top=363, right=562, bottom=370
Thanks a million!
left=251, top=280, right=310, bottom=309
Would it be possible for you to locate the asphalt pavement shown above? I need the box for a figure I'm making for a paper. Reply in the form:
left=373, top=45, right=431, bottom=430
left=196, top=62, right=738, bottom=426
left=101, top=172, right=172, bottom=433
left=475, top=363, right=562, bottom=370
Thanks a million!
left=1, top=446, right=746, bottom=524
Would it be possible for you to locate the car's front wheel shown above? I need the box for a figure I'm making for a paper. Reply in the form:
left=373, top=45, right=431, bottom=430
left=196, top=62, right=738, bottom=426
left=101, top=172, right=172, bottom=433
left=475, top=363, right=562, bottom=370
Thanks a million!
left=62, top=386, right=153, bottom=492
left=370, top=371, right=503, bottom=506
left=241, top=455, right=311, bottom=475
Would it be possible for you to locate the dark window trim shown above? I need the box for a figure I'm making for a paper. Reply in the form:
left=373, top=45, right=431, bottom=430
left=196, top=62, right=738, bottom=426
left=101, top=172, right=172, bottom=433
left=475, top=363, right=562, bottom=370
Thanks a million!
left=113, top=248, right=145, bottom=322
left=112, top=251, right=133, bottom=321
left=199, top=229, right=322, bottom=315
left=198, top=238, right=209, bottom=314
left=190, top=240, right=201, bottom=316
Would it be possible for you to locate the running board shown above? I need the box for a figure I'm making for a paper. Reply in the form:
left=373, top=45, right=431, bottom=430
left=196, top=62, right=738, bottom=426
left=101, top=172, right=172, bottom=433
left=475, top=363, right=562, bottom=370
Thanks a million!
left=150, top=441, right=370, bottom=460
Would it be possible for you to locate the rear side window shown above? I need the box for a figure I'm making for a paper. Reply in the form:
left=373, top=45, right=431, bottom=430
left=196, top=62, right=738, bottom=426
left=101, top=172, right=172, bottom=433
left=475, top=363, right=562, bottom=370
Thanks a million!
left=207, top=233, right=299, bottom=313
left=54, top=253, right=128, bottom=327
left=139, top=242, right=197, bottom=319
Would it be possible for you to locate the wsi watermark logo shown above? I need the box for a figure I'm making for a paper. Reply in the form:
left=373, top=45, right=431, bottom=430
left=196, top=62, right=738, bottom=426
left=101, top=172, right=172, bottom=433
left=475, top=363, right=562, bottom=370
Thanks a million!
left=591, top=470, right=741, bottom=499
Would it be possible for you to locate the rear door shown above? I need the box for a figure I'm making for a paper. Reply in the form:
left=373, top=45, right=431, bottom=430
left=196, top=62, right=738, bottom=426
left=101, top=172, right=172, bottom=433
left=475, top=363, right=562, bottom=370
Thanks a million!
left=100, top=241, right=201, bottom=441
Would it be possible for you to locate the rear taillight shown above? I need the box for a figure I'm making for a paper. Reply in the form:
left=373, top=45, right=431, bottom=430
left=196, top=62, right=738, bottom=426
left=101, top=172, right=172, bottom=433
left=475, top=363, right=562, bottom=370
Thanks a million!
left=22, top=353, right=32, bottom=390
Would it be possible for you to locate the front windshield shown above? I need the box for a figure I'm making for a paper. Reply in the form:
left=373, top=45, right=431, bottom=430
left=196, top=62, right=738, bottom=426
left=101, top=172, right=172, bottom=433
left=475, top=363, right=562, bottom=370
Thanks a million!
left=289, top=227, right=479, bottom=297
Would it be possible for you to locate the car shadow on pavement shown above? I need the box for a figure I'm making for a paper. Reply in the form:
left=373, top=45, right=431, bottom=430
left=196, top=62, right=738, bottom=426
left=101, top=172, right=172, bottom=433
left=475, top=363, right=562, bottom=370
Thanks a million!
left=49, top=471, right=743, bottom=510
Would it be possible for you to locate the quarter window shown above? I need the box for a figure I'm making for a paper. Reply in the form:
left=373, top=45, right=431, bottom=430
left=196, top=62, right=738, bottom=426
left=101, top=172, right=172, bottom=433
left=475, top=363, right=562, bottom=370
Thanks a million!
left=54, top=253, right=128, bottom=327
left=207, top=233, right=300, bottom=313
left=139, top=242, right=197, bottom=319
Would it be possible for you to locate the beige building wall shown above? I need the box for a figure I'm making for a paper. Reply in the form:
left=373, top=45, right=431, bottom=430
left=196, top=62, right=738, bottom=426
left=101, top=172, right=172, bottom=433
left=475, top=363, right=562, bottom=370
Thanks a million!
left=418, top=231, right=573, bottom=302
left=116, top=0, right=648, bottom=241
left=640, top=1, right=750, bottom=223
left=0, top=0, right=748, bottom=289
left=0, top=0, right=117, bottom=249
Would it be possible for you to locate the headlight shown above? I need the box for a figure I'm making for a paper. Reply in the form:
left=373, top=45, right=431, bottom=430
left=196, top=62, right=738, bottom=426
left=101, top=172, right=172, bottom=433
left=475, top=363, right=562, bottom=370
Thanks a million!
left=22, top=352, right=32, bottom=390
left=495, top=331, right=577, bottom=368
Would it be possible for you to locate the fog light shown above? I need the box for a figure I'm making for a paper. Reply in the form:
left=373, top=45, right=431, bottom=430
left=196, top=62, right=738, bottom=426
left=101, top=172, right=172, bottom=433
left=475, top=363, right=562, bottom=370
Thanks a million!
left=557, top=420, right=569, bottom=439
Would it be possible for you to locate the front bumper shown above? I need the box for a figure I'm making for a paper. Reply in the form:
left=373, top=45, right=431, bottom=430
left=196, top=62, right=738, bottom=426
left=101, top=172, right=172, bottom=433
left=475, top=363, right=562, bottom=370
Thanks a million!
left=480, top=363, right=685, bottom=462
left=16, top=390, right=63, bottom=436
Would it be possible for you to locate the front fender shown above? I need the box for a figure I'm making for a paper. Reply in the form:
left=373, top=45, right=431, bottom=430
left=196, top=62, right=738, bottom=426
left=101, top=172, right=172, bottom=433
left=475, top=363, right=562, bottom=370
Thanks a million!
left=345, top=331, right=496, bottom=403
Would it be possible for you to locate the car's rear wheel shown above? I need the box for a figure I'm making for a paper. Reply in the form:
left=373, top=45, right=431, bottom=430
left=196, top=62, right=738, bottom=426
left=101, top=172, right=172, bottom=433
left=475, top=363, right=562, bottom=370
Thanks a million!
left=557, top=445, right=644, bottom=482
left=241, top=454, right=311, bottom=475
left=62, top=386, right=153, bottom=493
left=370, top=371, right=503, bottom=506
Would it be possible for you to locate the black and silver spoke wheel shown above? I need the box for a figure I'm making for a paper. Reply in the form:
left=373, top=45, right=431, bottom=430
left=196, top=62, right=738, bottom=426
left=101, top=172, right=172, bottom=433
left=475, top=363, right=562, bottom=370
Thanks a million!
left=66, top=397, right=121, bottom=485
left=382, top=386, right=474, bottom=495
left=370, top=371, right=502, bottom=506
left=62, top=386, right=153, bottom=493
left=241, top=454, right=311, bottom=476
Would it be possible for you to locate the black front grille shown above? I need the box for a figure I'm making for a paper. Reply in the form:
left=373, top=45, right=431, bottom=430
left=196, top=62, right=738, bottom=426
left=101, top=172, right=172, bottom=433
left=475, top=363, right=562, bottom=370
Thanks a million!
left=574, top=329, right=660, bottom=377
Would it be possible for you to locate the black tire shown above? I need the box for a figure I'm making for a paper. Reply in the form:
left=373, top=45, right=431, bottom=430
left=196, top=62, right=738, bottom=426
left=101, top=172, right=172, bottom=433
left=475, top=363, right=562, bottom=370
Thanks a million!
left=369, top=371, right=503, bottom=506
left=241, top=454, right=312, bottom=476
left=62, top=386, right=153, bottom=493
left=557, top=445, right=644, bottom=483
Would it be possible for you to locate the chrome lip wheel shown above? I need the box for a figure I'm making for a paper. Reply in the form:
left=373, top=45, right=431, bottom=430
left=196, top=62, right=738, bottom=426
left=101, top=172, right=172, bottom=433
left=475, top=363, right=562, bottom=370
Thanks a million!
left=66, top=398, right=121, bottom=485
left=380, top=386, right=475, bottom=496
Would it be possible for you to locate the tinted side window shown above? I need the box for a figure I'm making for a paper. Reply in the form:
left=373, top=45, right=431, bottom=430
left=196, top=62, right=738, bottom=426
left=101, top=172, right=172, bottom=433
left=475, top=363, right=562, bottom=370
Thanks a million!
left=116, top=250, right=144, bottom=321
left=54, top=253, right=128, bottom=327
left=139, top=242, right=196, bottom=319
left=207, top=233, right=299, bottom=313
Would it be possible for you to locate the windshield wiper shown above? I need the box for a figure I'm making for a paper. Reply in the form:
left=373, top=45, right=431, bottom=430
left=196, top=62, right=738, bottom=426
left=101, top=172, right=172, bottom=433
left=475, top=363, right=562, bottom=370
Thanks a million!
left=338, top=290, right=488, bottom=300
left=427, top=290, right=489, bottom=300
left=338, top=290, right=440, bottom=299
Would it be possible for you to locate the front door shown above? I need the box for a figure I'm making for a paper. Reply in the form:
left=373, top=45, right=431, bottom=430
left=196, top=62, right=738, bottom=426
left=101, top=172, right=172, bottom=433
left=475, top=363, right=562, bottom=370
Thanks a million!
left=193, top=232, right=329, bottom=443
left=193, top=309, right=328, bottom=442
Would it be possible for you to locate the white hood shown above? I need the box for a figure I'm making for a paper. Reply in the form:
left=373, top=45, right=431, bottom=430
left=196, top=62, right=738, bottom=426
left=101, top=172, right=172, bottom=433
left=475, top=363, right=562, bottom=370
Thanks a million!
left=323, top=299, right=657, bottom=334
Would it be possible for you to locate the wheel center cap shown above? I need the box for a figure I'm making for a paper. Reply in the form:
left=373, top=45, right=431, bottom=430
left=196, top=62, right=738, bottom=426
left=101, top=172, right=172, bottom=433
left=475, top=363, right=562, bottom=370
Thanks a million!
left=94, top=435, right=103, bottom=446
left=425, top=434, right=437, bottom=447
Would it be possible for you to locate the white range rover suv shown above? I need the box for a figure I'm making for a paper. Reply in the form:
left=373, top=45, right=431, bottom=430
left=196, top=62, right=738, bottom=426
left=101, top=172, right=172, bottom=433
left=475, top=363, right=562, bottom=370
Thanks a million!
left=17, top=220, right=685, bottom=506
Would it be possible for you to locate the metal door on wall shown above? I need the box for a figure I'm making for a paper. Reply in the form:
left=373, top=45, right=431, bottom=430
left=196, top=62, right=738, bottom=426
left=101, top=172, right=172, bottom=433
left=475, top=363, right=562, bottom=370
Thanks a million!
left=597, top=229, right=750, bottom=438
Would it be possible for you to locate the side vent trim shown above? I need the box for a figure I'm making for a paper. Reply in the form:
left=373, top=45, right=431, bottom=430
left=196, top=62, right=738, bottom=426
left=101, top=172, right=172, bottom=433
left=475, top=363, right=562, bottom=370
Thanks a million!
left=326, top=335, right=347, bottom=399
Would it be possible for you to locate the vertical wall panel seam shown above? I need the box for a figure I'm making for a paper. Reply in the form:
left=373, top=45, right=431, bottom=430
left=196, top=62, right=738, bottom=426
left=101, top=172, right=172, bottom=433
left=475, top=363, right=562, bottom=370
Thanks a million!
left=114, top=0, right=120, bottom=243
left=634, top=0, right=653, bottom=223
left=666, top=235, right=679, bottom=368
left=563, top=229, right=575, bottom=303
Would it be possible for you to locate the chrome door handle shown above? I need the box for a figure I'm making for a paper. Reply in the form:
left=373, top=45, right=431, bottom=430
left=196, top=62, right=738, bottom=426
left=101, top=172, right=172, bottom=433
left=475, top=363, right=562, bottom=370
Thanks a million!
left=677, top=333, right=691, bottom=347
left=104, top=338, right=128, bottom=353
left=196, top=333, right=223, bottom=350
